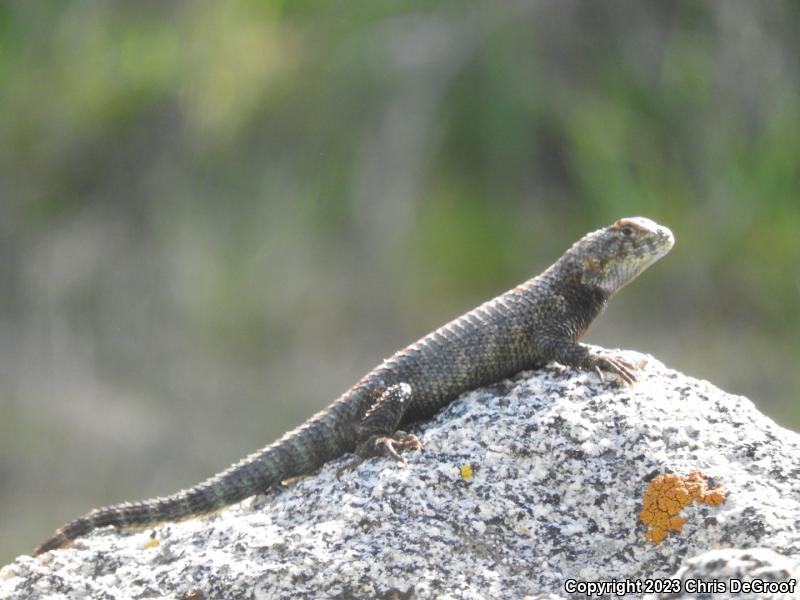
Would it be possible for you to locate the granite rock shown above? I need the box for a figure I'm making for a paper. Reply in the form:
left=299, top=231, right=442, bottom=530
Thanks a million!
left=2, top=351, right=799, bottom=599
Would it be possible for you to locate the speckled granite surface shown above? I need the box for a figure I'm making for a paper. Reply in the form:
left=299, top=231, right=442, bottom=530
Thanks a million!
left=3, top=351, right=799, bottom=599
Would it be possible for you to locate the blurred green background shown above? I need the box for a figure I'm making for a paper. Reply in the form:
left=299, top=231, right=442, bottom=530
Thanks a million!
left=2, top=1, right=799, bottom=564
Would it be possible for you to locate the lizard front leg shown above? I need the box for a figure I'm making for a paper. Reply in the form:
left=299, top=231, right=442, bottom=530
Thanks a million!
left=538, top=336, right=637, bottom=385
left=354, top=383, right=421, bottom=463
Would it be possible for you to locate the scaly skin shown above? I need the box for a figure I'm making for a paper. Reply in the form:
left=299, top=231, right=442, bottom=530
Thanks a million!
left=34, top=216, right=674, bottom=555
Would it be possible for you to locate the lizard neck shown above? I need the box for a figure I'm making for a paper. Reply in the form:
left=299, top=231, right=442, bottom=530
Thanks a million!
left=564, top=283, right=608, bottom=340
left=534, top=265, right=610, bottom=340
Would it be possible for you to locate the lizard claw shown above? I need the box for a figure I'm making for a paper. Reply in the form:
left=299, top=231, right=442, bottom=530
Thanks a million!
left=375, top=437, right=407, bottom=463
left=354, top=431, right=422, bottom=465
left=391, top=430, right=422, bottom=449
left=374, top=432, right=422, bottom=463
left=590, top=353, right=638, bottom=386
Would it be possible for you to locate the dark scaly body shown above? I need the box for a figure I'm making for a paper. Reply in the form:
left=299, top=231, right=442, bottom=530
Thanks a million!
left=34, top=217, right=674, bottom=555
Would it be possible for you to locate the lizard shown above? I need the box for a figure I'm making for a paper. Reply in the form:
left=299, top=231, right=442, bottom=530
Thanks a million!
left=33, top=216, right=674, bottom=556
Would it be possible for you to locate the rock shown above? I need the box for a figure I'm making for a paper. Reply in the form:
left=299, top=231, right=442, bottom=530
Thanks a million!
left=2, top=351, right=799, bottom=599
left=650, top=547, right=799, bottom=599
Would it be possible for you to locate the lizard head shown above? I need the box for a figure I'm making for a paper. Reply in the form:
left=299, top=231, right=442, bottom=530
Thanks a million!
left=567, top=217, right=674, bottom=295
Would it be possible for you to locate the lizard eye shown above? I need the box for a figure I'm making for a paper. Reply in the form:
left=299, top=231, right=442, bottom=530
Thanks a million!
left=620, top=225, right=634, bottom=237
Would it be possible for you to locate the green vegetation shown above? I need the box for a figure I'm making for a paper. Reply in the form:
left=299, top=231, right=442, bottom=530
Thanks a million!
left=1, top=1, right=798, bottom=564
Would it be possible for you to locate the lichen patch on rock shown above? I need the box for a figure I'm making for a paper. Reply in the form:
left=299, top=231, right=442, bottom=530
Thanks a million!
left=640, top=471, right=726, bottom=544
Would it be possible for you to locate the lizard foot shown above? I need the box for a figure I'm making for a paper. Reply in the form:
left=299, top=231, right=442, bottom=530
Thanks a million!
left=357, top=431, right=422, bottom=464
left=590, top=353, right=638, bottom=386
left=337, top=432, right=421, bottom=475
left=373, top=431, right=422, bottom=463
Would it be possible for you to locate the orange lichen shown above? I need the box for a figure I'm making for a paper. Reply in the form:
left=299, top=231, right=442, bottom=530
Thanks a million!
left=640, top=471, right=725, bottom=544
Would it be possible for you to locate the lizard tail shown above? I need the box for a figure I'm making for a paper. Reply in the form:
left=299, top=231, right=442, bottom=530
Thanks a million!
left=33, top=405, right=353, bottom=555
left=33, top=483, right=243, bottom=556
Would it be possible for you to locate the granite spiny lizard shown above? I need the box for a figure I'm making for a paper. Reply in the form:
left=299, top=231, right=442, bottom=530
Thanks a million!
left=33, top=216, right=674, bottom=555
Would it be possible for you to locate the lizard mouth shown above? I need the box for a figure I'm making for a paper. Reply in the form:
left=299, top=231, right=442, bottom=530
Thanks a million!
left=641, top=229, right=675, bottom=270
left=655, top=226, right=675, bottom=256
left=603, top=225, right=675, bottom=294
left=647, top=240, right=673, bottom=267
left=635, top=223, right=674, bottom=267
